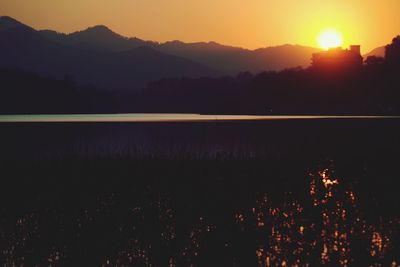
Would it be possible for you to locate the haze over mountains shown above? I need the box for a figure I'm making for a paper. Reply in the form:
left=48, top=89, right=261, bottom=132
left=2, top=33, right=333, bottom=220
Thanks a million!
left=364, top=46, right=385, bottom=58
left=0, top=16, right=217, bottom=90
left=40, top=25, right=322, bottom=75
left=1, top=15, right=399, bottom=116
left=0, top=16, right=386, bottom=91
left=1, top=16, right=327, bottom=90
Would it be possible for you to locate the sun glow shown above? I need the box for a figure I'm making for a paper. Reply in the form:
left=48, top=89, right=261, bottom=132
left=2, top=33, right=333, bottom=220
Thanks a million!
left=318, top=29, right=343, bottom=50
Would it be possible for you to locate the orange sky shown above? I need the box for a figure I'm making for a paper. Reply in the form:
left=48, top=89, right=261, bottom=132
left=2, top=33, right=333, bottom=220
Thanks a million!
left=1, top=0, right=399, bottom=53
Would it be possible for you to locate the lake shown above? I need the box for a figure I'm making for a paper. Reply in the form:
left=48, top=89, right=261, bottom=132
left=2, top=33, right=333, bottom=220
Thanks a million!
left=1, top=114, right=399, bottom=265
left=1, top=113, right=399, bottom=122
left=1, top=114, right=399, bottom=161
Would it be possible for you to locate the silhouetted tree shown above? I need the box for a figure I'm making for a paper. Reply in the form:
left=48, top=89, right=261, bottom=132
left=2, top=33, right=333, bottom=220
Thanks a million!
left=365, top=56, right=385, bottom=66
left=3, top=35, right=400, bottom=115
left=0, top=68, right=118, bottom=114
left=385, top=35, right=400, bottom=65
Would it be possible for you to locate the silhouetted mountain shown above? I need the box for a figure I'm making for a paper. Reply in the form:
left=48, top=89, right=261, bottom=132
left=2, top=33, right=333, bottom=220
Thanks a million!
left=0, top=16, right=218, bottom=90
left=2, top=18, right=400, bottom=115
left=37, top=20, right=320, bottom=74
left=99, top=46, right=220, bottom=89
left=157, top=42, right=320, bottom=74
left=135, top=36, right=400, bottom=115
left=0, top=68, right=117, bottom=114
left=364, top=46, right=385, bottom=58
left=40, top=25, right=155, bottom=52
left=0, top=16, right=29, bottom=31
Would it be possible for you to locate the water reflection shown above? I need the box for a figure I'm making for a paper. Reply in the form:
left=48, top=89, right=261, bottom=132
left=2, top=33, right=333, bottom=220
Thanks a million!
left=252, top=164, right=399, bottom=266
left=0, top=113, right=398, bottom=122
left=0, top=162, right=399, bottom=266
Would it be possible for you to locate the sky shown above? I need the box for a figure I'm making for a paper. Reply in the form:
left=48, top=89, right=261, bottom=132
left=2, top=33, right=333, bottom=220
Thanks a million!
left=1, top=0, right=399, bottom=53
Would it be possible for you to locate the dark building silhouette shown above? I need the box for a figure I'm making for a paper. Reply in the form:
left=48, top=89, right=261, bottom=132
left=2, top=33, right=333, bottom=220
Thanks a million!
left=311, top=45, right=363, bottom=71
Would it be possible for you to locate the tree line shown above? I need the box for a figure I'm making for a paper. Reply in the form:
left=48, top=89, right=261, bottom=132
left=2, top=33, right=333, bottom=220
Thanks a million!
left=1, top=36, right=399, bottom=115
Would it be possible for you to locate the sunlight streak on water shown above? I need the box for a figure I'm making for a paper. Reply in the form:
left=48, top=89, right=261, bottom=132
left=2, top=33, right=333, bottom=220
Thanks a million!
left=0, top=114, right=399, bottom=122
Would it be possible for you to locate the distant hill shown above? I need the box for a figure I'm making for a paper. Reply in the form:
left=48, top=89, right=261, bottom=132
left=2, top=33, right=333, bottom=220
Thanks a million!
left=0, top=16, right=219, bottom=90
left=0, top=16, right=322, bottom=91
left=0, top=68, right=117, bottom=114
left=0, top=16, right=29, bottom=31
left=157, top=42, right=320, bottom=74
left=364, top=46, right=385, bottom=58
left=37, top=20, right=321, bottom=74
left=40, top=25, right=156, bottom=52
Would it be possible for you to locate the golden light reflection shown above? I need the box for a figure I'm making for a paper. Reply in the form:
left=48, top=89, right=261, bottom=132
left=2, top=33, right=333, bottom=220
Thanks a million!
left=250, top=164, right=399, bottom=267
left=2, top=165, right=399, bottom=266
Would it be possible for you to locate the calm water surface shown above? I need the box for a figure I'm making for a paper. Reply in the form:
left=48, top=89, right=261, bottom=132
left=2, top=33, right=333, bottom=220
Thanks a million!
left=1, top=113, right=399, bottom=122
left=1, top=114, right=400, bottom=265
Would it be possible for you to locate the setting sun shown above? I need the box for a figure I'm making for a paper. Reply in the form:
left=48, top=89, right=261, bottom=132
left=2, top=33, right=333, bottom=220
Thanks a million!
left=318, top=29, right=343, bottom=50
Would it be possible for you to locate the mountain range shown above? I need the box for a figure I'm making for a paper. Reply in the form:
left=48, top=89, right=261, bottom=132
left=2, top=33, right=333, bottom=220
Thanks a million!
left=39, top=25, right=322, bottom=75
left=0, top=16, right=220, bottom=90
left=0, top=16, right=385, bottom=90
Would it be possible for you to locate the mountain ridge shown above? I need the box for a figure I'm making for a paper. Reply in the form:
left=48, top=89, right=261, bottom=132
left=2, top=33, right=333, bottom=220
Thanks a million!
left=30, top=18, right=322, bottom=73
left=0, top=16, right=219, bottom=90
left=364, top=46, right=385, bottom=58
left=3, top=15, right=388, bottom=90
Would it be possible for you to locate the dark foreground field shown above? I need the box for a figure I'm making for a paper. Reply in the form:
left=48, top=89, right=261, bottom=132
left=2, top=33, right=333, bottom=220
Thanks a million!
left=0, top=119, right=399, bottom=266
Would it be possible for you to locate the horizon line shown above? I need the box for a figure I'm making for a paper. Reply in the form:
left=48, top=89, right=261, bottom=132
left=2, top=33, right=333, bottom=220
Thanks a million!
left=0, top=15, right=384, bottom=54
left=1, top=114, right=399, bottom=123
